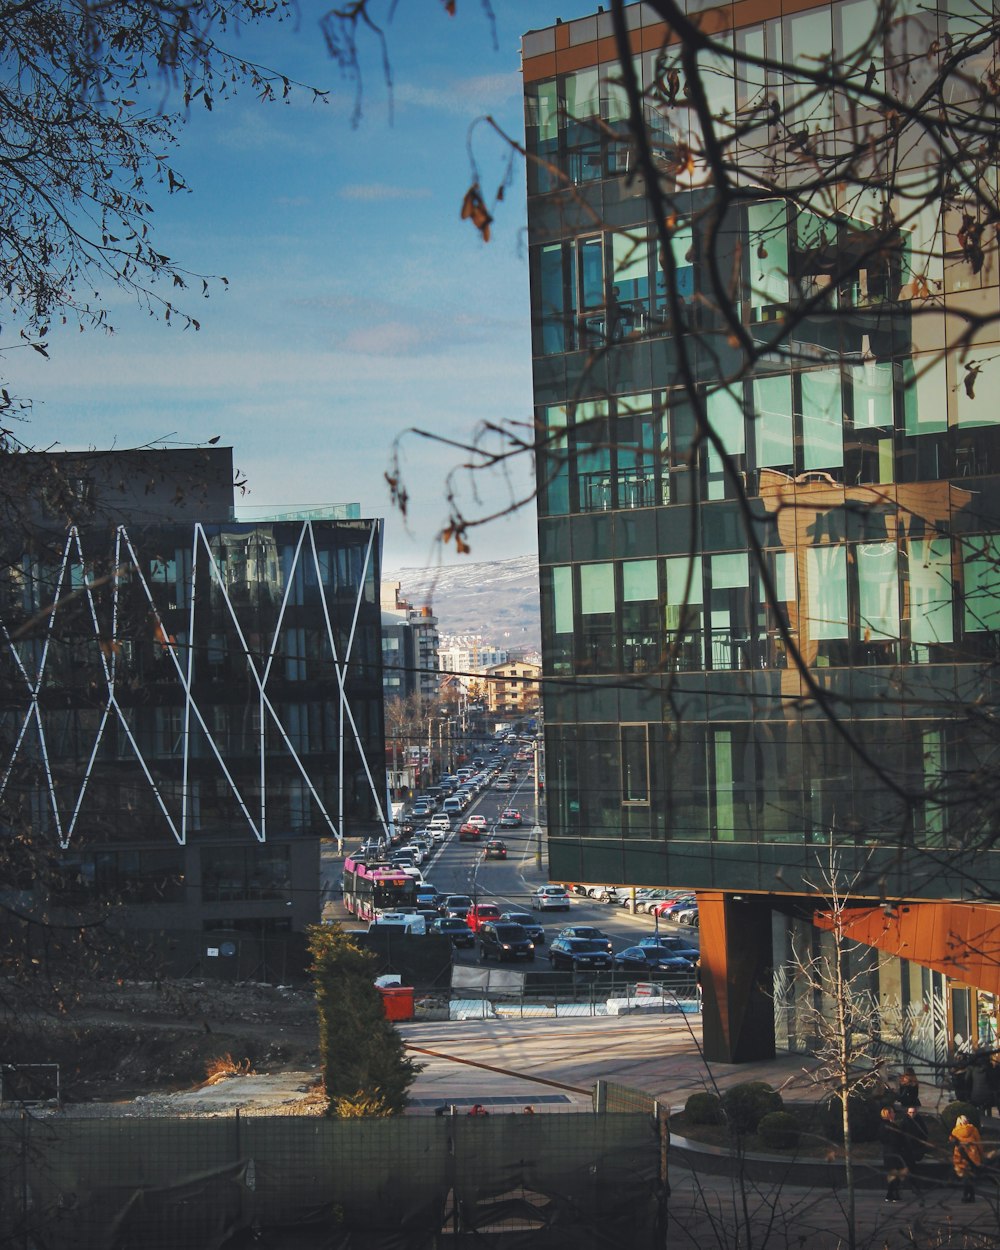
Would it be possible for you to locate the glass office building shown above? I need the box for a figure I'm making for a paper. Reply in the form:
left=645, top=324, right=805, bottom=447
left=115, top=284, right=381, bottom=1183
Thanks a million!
left=0, top=451, right=388, bottom=953
left=523, top=2, right=1000, bottom=1059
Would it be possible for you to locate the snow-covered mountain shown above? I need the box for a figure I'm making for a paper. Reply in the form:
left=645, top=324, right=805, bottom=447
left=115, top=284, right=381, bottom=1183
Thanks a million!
left=384, top=554, right=540, bottom=653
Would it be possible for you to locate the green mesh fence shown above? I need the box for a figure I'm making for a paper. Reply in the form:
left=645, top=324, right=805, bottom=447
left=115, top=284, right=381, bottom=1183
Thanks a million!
left=0, top=1109, right=664, bottom=1248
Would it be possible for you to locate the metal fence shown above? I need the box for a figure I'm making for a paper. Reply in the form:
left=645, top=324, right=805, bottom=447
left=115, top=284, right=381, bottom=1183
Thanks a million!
left=445, top=971, right=699, bottom=1020
left=0, top=1109, right=666, bottom=1249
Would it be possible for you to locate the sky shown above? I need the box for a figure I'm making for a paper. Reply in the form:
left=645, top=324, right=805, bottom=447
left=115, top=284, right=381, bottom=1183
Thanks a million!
left=10, top=0, right=597, bottom=571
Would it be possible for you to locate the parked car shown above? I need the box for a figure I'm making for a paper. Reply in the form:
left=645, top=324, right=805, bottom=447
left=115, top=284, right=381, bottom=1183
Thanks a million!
left=499, top=809, right=523, bottom=828
left=547, top=937, right=613, bottom=970
left=638, top=935, right=699, bottom=959
left=466, top=902, right=502, bottom=932
left=558, top=925, right=613, bottom=953
left=634, top=890, right=674, bottom=913
left=584, top=885, right=621, bottom=903
left=613, top=946, right=694, bottom=973
left=532, top=885, right=571, bottom=911
left=499, top=911, right=545, bottom=943
left=430, top=916, right=475, bottom=948
left=673, top=905, right=699, bottom=927
left=650, top=895, right=697, bottom=920
left=458, top=822, right=483, bottom=842
left=484, top=839, right=508, bottom=859
left=479, top=921, right=535, bottom=963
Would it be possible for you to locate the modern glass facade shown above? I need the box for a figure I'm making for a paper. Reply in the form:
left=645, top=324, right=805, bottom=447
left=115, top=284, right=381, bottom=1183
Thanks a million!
left=0, top=463, right=388, bottom=935
left=523, top=3, right=1000, bottom=903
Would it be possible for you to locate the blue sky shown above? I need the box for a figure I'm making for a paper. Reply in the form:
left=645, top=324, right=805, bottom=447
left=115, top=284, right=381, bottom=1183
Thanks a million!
left=12, top=1, right=595, bottom=569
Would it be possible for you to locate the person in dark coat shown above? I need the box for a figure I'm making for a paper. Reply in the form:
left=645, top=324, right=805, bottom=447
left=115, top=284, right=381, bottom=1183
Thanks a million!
left=897, top=1066, right=921, bottom=1108
left=898, top=1105, right=930, bottom=1191
left=879, top=1106, right=906, bottom=1202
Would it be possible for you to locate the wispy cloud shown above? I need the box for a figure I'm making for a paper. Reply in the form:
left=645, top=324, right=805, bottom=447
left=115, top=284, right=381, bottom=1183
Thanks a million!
left=341, top=320, right=447, bottom=356
left=339, top=182, right=433, bottom=202
left=395, top=70, right=519, bottom=116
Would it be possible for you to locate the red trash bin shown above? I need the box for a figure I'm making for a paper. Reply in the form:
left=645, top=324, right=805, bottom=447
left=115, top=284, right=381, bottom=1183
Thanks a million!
left=378, top=985, right=415, bottom=1021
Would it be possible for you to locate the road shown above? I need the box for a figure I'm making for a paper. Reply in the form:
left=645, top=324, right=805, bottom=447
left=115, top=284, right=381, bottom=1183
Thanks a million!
left=322, top=753, right=699, bottom=959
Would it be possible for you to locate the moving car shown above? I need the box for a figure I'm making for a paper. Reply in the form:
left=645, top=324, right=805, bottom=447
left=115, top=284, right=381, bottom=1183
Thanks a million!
left=484, top=839, right=507, bottom=859
left=428, top=814, right=451, bottom=834
left=441, top=894, right=473, bottom=919
left=547, top=937, right=613, bottom=970
left=499, top=809, right=522, bottom=828
left=478, top=921, right=535, bottom=962
left=613, top=946, right=695, bottom=973
left=429, top=916, right=475, bottom=948
left=638, top=935, right=699, bottom=959
left=557, top=925, right=613, bottom=953
left=467, top=815, right=488, bottom=830
left=466, top=902, right=502, bottom=932
left=532, top=885, right=571, bottom=911
left=458, top=822, right=483, bottom=842
left=499, top=911, right=545, bottom=943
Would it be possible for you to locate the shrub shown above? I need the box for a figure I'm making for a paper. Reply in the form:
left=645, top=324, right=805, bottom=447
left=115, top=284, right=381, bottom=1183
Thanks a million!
left=722, top=1082, right=783, bottom=1135
left=758, top=1111, right=801, bottom=1151
left=941, top=1101, right=982, bottom=1132
left=685, top=1091, right=724, bottom=1125
left=821, top=1091, right=883, bottom=1143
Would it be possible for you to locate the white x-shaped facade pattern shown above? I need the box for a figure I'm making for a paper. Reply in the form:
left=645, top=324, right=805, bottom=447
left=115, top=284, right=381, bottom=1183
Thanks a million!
left=0, top=521, right=390, bottom=851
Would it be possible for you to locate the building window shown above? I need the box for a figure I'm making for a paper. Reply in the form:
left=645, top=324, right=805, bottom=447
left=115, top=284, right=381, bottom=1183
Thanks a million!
left=621, top=724, right=649, bottom=804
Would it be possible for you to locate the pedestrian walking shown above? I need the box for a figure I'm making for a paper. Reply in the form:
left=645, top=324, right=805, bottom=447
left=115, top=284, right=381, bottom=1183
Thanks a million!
left=879, top=1106, right=906, bottom=1202
left=898, top=1105, right=929, bottom=1191
left=950, top=1113, right=983, bottom=1203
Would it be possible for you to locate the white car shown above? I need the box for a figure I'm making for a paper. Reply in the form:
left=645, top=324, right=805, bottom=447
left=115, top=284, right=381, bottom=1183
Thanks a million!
left=428, top=827, right=446, bottom=843
left=467, top=815, right=488, bottom=829
left=428, top=814, right=451, bottom=833
left=532, top=886, right=571, bottom=911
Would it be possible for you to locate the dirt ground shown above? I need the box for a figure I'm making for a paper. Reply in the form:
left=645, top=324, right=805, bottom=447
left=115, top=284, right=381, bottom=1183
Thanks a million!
left=1, top=977, right=323, bottom=1111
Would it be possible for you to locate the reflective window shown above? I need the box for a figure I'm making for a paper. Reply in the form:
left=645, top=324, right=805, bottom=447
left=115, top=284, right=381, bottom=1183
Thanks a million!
left=621, top=724, right=650, bottom=803
left=747, top=202, right=789, bottom=320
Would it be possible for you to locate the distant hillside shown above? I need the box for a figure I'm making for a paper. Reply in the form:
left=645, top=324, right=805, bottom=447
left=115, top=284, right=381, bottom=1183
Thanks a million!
left=385, top=554, right=540, bottom=653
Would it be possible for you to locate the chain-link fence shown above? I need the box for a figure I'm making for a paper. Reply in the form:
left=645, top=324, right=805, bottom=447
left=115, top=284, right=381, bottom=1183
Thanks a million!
left=0, top=1109, right=665, bottom=1249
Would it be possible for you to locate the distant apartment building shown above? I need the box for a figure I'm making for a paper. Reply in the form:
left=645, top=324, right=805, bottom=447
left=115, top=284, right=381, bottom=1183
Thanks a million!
left=380, top=582, right=440, bottom=703
left=438, top=637, right=509, bottom=688
left=483, top=660, right=541, bottom=718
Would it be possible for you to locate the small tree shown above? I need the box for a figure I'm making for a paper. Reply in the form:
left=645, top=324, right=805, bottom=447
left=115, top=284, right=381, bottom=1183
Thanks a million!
left=787, top=850, right=894, bottom=1250
left=309, top=923, right=419, bottom=1117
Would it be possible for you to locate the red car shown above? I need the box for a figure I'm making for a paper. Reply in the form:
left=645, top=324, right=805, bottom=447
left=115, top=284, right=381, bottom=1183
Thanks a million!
left=466, top=903, right=502, bottom=932
left=650, top=895, right=696, bottom=919
left=458, top=822, right=483, bottom=841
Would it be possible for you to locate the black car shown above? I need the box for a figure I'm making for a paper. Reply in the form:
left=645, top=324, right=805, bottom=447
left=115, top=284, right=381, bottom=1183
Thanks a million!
left=638, top=935, right=700, bottom=960
left=500, top=911, right=545, bottom=944
left=484, top=839, right=508, bottom=859
left=430, top=916, right=475, bottom=948
left=479, top=922, right=535, bottom=962
left=613, top=946, right=694, bottom=973
left=547, top=937, right=613, bottom=970
left=557, top=925, right=613, bottom=953
left=441, top=894, right=473, bottom=919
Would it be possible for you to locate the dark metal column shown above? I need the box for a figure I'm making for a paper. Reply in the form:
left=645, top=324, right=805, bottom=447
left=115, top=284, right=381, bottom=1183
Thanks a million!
left=699, top=891, right=776, bottom=1063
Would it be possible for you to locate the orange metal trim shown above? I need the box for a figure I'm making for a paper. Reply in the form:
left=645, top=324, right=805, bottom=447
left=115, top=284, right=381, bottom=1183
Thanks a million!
left=814, top=902, right=1000, bottom=995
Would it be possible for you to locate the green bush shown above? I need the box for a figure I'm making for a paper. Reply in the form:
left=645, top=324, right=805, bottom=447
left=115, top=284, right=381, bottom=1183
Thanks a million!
left=685, top=1091, right=724, bottom=1125
left=821, top=1091, right=883, bottom=1144
left=722, top=1082, right=783, bottom=1135
left=941, top=1101, right=982, bottom=1132
left=758, top=1111, right=801, bottom=1151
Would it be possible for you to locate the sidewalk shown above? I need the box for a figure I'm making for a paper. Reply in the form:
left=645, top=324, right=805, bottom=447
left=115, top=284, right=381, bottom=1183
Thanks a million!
left=399, top=1013, right=999, bottom=1246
